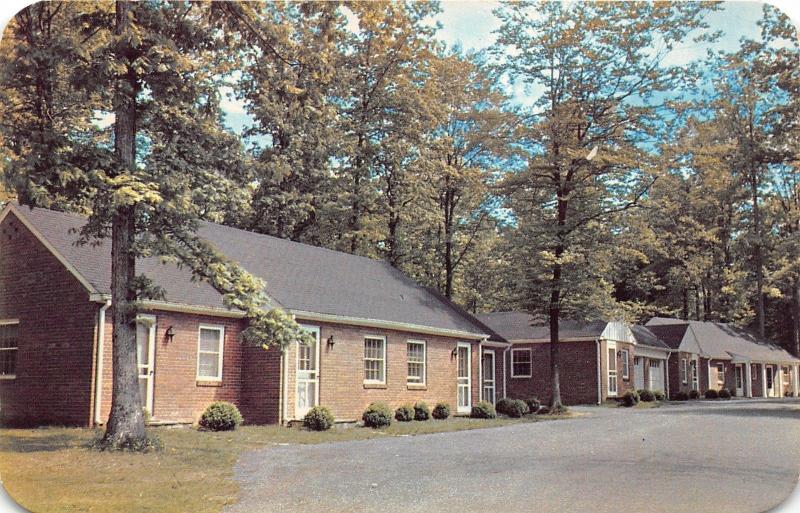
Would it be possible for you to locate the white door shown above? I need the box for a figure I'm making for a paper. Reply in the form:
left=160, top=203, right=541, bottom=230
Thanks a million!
left=482, top=349, right=495, bottom=405
left=634, top=357, right=645, bottom=390
left=136, top=315, right=156, bottom=415
left=295, top=325, right=320, bottom=418
left=607, top=343, right=618, bottom=397
left=649, top=360, right=664, bottom=391
left=765, top=365, right=776, bottom=397
left=457, top=343, right=471, bottom=413
left=735, top=365, right=744, bottom=396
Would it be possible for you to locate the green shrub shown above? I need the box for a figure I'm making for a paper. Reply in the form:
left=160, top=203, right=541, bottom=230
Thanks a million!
left=303, top=406, right=334, bottom=431
left=395, top=404, right=414, bottom=422
left=470, top=400, right=497, bottom=419
left=413, top=402, right=430, bottom=421
left=674, top=391, right=689, bottom=401
left=729, top=388, right=737, bottom=398
left=362, top=402, right=393, bottom=428
left=689, top=389, right=700, bottom=400
left=620, top=390, right=639, bottom=407
left=718, top=388, right=731, bottom=399
left=525, top=397, right=541, bottom=414
left=638, top=389, right=656, bottom=402
left=505, top=399, right=529, bottom=418
left=654, top=390, right=666, bottom=401
left=432, top=402, right=451, bottom=420
left=199, top=401, right=243, bottom=431
left=495, top=397, right=514, bottom=416
left=704, top=389, right=719, bottom=399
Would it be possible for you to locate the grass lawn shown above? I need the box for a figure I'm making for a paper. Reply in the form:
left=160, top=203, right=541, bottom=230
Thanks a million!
left=0, top=413, right=574, bottom=513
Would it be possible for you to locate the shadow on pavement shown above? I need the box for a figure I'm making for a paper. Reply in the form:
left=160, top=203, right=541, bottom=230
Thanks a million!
left=663, top=404, right=800, bottom=420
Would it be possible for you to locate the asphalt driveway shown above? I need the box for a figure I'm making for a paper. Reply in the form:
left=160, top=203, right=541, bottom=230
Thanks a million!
left=224, top=400, right=800, bottom=513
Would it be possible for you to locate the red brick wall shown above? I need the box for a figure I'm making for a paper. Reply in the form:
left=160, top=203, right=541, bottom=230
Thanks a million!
left=667, top=352, right=698, bottom=398
left=505, top=340, right=599, bottom=405
left=751, top=363, right=763, bottom=397
left=0, top=211, right=98, bottom=426
left=239, top=343, right=282, bottom=425
left=97, top=310, right=246, bottom=424
left=284, top=320, right=481, bottom=422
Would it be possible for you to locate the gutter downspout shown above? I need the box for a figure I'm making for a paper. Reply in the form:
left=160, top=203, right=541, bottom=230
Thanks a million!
left=93, top=300, right=111, bottom=426
left=665, top=351, right=671, bottom=398
left=478, top=339, right=484, bottom=403
left=596, top=338, right=602, bottom=405
left=502, top=344, right=510, bottom=399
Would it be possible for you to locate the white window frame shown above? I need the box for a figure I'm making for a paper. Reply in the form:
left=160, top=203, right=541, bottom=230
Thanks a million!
left=717, top=363, right=725, bottom=384
left=511, top=348, right=532, bottom=378
left=621, top=349, right=629, bottom=380
left=406, top=339, right=426, bottom=385
left=364, top=335, right=387, bottom=385
left=196, top=324, right=225, bottom=381
left=607, top=341, right=618, bottom=397
left=681, top=358, right=688, bottom=384
left=0, top=319, right=20, bottom=380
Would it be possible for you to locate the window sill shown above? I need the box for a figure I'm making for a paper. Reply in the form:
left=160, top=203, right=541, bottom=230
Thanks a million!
left=511, top=375, right=532, bottom=379
left=196, top=380, right=223, bottom=387
left=0, top=376, right=15, bottom=382
left=407, top=384, right=427, bottom=391
left=363, top=383, right=387, bottom=389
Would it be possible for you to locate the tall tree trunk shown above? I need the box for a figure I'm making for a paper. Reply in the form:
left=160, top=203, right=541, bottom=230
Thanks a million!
left=682, top=285, right=689, bottom=320
left=549, top=189, right=567, bottom=411
left=752, top=177, right=766, bottom=337
left=443, top=175, right=454, bottom=299
left=792, top=278, right=800, bottom=356
left=103, top=0, right=146, bottom=447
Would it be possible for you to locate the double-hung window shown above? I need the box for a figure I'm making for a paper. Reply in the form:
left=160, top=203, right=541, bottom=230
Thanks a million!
left=717, top=363, right=725, bottom=384
left=620, top=349, right=629, bottom=380
left=511, top=349, right=532, bottom=378
left=364, top=336, right=386, bottom=384
left=407, top=340, right=426, bottom=385
left=681, top=358, right=688, bottom=384
left=0, top=321, right=19, bottom=379
left=197, top=325, right=224, bottom=381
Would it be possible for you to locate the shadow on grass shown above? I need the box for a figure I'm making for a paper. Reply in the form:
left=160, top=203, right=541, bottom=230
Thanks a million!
left=0, top=431, right=97, bottom=453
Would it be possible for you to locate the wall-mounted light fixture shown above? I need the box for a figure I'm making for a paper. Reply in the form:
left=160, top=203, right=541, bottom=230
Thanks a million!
left=451, top=347, right=459, bottom=358
left=165, top=326, right=175, bottom=342
left=327, top=335, right=335, bottom=348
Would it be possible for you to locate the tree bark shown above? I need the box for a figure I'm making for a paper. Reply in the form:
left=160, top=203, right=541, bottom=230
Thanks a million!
left=103, top=0, right=146, bottom=447
left=548, top=187, right=567, bottom=411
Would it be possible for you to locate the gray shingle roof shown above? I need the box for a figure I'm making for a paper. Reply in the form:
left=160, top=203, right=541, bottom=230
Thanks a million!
left=647, top=317, right=800, bottom=363
left=9, top=204, right=489, bottom=337
left=629, top=325, right=671, bottom=350
left=644, top=323, right=690, bottom=350
left=475, top=311, right=607, bottom=341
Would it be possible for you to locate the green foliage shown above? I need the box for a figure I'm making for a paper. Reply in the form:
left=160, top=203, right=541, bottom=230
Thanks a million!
left=199, top=402, right=243, bottom=432
left=704, top=389, right=719, bottom=399
left=504, top=399, right=529, bottom=418
left=674, top=391, right=689, bottom=401
left=654, top=390, right=666, bottom=401
left=638, top=389, right=656, bottom=402
left=470, top=401, right=497, bottom=419
left=689, top=390, right=701, bottom=400
left=525, top=397, right=541, bottom=413
left=728, top=388, right=737, bottom=398
left=413, top=402, right=430, bottom=421
left=395, top=404, right=414, bottom=422
left=620, top=390, right=640, bottom=407
left=718, top=388, right=731, bottom=399
left=362, top=402, right=392, bottom=428
left=432, top=403, right=451, bottom=420
left=303, top=406, right=335, bottom=431
left=495, top=398, right=514, bottom=416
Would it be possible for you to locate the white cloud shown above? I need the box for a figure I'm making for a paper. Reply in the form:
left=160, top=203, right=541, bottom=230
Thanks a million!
left=219, top=85, right=246, bottom=115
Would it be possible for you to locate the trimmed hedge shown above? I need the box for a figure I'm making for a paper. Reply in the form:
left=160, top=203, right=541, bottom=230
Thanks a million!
left=674, top=391, right=689, bottom=401
left=414, top=402, right=430, bottom=421
left=470, top=400, right=497, bottom=419
left=432, top=402, right=450, bottom=420
left=303, top=406, right=334, bottom=431
left=704, top=389, right=719, bottom=399
left=495, top=397, right=514, bottom=416
left=654, top=390, right=666, bottom=401
left=506, top=399, right=529, bottom=418
left=363, top=402, right=392, bottom=428
left=689, top=390, right=700, bottom=400
left=718, top=388, right=731, bottom=399
left=199, top=402, right=243, bottom=431
left=638, top=389, right=656, bottom=402
left=620, top=390, right=639, bottom=407
left=395, top=404, right=414, bottom=422
left=729, top=387, right=737, bottom=398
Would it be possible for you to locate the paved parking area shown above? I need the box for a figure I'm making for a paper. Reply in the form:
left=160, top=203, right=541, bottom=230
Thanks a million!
left=224, top=400, right=800, bottom=513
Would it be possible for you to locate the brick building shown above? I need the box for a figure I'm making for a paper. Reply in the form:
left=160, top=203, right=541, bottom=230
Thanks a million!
left=0, top=203, right=506, bottom=426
